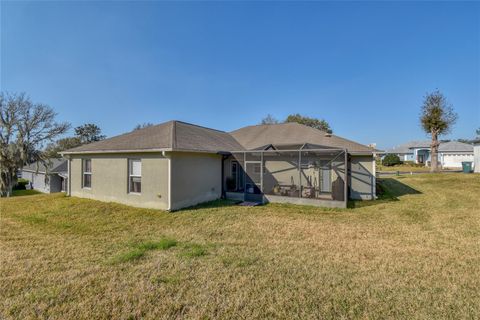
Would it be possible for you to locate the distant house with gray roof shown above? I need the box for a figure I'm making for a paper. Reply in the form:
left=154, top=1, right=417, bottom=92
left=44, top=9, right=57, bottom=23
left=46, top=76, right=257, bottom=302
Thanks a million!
left=386, top=140, right=474, bottom=168
left=61, top=120, right=377, bottom=210
left=20, top=158, right=68, bottom=193
left=474, top=142, right=480, bottom=173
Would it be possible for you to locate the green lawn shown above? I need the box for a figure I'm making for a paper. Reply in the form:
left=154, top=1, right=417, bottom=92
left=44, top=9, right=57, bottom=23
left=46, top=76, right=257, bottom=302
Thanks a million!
left=11, top=189, right=42, bottom=197
left=377, top=164, right=430, bottom=172
left=376, top=164, right=460, bottom=172
left=1, top=174, right=479, bottom=319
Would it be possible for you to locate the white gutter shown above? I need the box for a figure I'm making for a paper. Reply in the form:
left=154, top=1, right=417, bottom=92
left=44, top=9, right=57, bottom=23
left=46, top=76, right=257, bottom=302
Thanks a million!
left=372, top=156, right=377, bottom=199
left=67, top=157, right=71, bottom=196
left=60, top=148, right=173, bottom=155
left=59, top=148, right=237, bottom=156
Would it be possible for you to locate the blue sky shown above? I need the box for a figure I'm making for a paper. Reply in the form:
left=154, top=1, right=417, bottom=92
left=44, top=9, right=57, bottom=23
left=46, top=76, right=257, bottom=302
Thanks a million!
left=1, top=1, right=479, bottom=149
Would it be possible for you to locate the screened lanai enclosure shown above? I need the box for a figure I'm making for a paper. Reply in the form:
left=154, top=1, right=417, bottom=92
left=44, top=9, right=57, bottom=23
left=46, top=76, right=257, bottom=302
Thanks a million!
left=223, top=144, right=348, bottom=208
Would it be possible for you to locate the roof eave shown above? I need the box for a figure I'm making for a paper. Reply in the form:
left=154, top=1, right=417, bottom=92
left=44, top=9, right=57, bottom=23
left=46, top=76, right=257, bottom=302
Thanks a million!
left=348, top=151, right=375, bottom=156
left=60, top=148, right=173, bottom=155
left=60, top=147, right=245, bottom=155
left=21, top=168, right=47, bottom=174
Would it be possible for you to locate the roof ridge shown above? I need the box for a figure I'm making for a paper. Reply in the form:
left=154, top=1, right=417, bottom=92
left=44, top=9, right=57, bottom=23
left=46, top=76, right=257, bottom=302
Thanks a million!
left=300, top=124, right=371, bottom=149
left=230, top=122, right=328, bottom=134
left=173, top=120, right=228, bottom=133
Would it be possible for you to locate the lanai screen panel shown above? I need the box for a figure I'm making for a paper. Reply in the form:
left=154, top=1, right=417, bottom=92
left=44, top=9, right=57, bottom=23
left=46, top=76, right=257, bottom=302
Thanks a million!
left=262, top=151, right=300, bottom=197
left=231, top=149, right=347, bottom=203
left=229, top=152, right=245, bottom=192
left=299, top=150, right=336, bottom=200
left=329, top=151, right=347, bottom=201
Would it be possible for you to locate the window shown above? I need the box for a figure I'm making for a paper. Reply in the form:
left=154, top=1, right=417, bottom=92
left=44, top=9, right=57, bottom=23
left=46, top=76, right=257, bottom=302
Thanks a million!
left=82, top=159, right=92, bottom=188
left=128, top=159, right=141, bottom=193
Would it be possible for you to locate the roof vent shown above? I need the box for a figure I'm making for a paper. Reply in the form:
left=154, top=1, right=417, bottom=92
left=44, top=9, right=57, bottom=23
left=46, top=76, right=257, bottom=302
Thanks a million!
left=324, top=132, right=332, bottom=137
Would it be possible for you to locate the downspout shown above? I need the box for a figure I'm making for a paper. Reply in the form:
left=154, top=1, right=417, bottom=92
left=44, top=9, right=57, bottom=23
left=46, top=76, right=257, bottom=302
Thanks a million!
left=167, top=152, right=171, bottom=211
left=67, top=156, right=72, bottom=196
left=372, top=152, right=377, bottom=199
left=344, top=149, right=348, bottom=208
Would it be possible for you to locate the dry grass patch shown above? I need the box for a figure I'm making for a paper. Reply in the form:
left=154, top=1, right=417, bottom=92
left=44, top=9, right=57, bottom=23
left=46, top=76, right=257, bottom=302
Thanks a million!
left=1, top=173, right=479, bottom=319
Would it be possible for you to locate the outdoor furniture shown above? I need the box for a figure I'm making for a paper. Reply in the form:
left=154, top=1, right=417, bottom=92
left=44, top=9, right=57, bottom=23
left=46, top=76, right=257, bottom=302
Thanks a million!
left=301, top=186, right=316, bottom=198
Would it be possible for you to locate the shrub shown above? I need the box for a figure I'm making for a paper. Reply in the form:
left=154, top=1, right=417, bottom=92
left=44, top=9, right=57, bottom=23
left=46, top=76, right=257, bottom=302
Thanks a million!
left=14, top=178, right=29, bottom=190
left=382, top=154, right=402, bottom=167
left=400, top=161, right=424, bottom=167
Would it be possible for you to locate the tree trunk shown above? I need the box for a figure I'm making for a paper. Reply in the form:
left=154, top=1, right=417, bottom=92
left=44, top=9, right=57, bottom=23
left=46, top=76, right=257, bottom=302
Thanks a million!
left=430, top=130, right=439, bottom=172
left=1, top=170, right=15, bottom=197
left=6, top=184, right=13, bottom=197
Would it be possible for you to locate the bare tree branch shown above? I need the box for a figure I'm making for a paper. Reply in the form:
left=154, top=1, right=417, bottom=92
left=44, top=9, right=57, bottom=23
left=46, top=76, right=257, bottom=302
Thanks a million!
left=0, top=92, right=70, bottom=196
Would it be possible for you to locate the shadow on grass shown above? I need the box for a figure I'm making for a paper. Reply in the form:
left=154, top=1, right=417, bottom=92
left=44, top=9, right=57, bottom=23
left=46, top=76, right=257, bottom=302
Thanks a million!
left=174, top=199, right=240, bottom=212
left=178, top=179, right=422, bottom=212
left=348, top=178, right=421, bottom=209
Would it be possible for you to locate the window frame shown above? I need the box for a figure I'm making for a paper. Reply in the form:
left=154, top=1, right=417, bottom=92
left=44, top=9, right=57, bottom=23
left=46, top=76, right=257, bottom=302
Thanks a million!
left=82, top=159, right=92, bottom=189
left=128, top=159, right=142, bottom=194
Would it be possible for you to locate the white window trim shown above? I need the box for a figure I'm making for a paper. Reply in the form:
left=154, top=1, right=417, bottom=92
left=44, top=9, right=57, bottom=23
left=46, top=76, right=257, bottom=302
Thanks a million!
left=82, top=159, right=92, bottom=189
left=128, top=159, right=142, bottom=194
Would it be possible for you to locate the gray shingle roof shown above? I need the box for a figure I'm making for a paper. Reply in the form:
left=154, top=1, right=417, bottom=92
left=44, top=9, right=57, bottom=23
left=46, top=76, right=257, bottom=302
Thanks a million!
left=385, top=144, right=411, bottom=154
left=386, top=141, right=430, bottom=154
left=62, top=121, right=374, bottom=154
left=63, top=121, right=244, bottom=154
left=386, top=140, right=474, bottom=153
left=407, top=140, right=431, bottom=149
left=230, top=123, right=374, bottom=153
left=438, top=141, right=474, bottom=152
left=22, top=158, right=67, bottom=174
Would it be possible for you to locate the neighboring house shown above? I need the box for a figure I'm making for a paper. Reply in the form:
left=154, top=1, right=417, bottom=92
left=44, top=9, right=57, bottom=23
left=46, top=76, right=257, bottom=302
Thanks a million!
left=386, top=140, right=474, bottom=168
left=61, top=121, right=377, bottom=210
left=439, top=141, right=475, bottom=168
left=474, top=143, right=480, bottom=173
left=20, top=158, right=68, bottom=193
left=384, top=141, right=422, bottom=162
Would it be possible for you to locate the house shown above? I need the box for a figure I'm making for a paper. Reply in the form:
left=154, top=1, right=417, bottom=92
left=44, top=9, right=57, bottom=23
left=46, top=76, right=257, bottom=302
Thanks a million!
left=385, top=141, right=428, bottom=162
left=20, top=158, right=68, bottom=193
left=474, top=143, right=480, bottom=173
left=386, top=140, right=474, bottom=168
left=61, top=121, right=376, bottom=210
left=439, top=141, right=475, bottom=168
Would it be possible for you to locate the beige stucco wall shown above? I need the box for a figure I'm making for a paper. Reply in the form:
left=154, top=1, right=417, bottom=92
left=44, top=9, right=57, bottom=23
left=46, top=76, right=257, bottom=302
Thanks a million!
left=349, top=155, right=376, bottom=200
left=67, top=151, right=374, bottom=211
left=170, top=152, right=222, bottom=210
left=69, top=153, right=169, bottom=210
left=474, top=145, right=480, bottom=173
